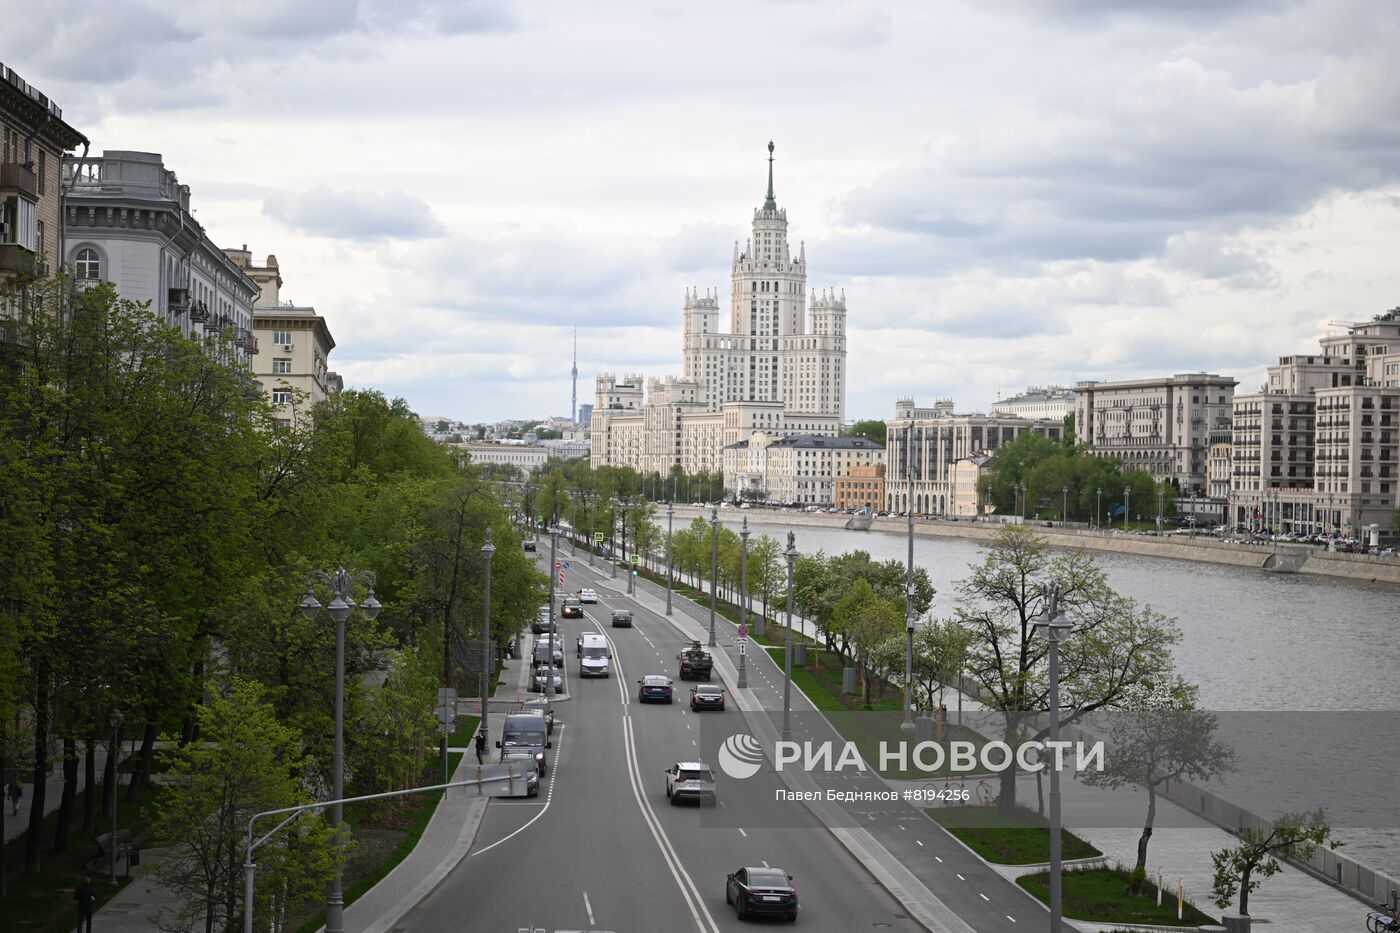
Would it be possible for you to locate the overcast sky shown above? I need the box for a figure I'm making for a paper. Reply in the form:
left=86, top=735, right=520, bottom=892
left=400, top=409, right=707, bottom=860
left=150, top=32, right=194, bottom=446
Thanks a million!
left=7, top=0, right=1400, bottom=422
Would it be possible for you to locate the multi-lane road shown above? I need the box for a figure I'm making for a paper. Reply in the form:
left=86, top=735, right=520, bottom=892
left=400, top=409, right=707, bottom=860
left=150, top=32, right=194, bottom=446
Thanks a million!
left=401, top=551, right=1061, bottom=932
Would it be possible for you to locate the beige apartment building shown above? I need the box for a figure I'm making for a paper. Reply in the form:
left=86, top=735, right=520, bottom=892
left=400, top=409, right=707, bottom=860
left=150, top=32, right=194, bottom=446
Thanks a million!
left=883, top=399, right=1063, bottom=514
left=231, top=249, right=340, bottom=423
left=723, top=433, right=883, bottom=506
left=1074, top=373, right=1236, bottom=494
left=1, top=61, right=86, bottom=321
left=1228, top=310, right=1400, bottom=536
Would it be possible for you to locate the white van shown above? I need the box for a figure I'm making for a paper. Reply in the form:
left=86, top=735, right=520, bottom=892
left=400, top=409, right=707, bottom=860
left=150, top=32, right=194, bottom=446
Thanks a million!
left=578, top=633, right=611, bottom=678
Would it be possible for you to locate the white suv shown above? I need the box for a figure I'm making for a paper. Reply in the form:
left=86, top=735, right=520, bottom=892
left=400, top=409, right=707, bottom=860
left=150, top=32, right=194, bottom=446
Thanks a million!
left=665, top=762, right=717, bottom=806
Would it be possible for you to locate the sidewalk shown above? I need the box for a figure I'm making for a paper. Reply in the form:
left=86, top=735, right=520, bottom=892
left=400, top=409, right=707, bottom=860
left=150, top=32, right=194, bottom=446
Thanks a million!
left=3, top=746, right=110, bottom=845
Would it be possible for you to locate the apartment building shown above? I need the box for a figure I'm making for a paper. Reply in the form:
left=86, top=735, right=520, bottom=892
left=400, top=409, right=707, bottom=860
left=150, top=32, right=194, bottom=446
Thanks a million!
left=724, top=433, right=883, bottom=506
left=64, top=151, right=259, bottom=363
left=1, top=61, right=86, bottom=312
left=833, top=463, right=886, bottom=511
left=884, top=399, right=1063, bottom=514
left=1228, top=310, right=1400, bottom=536
left=990, top=385, right=1074, bottom=421
left=1074, top=374, right=1236, bottom=494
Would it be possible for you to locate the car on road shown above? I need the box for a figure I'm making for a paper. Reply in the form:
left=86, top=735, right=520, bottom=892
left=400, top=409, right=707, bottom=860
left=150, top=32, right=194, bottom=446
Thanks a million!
left=578, top=632, right=611, bottom=677
left=664, top=762, right=716, bottom=806
left=523, top=540, right=536, bottom=552
left=637, top=674, right=674, bottom=703
left=561, top=596, right=584, bottom=618
left=725, top=866, right=798, bottom=921
left=532, top=667, right=564, bottom=694
left=500, top=751, right=540, bottom=797
left=689, top=683, right=725, bottom=711
left=611, top=608, right=633, bottom=627
left=519, top=698, right=554, bottom=734
left=578, top=588, right=598, bottom=603
left=498, top=712, right=550, bottom=776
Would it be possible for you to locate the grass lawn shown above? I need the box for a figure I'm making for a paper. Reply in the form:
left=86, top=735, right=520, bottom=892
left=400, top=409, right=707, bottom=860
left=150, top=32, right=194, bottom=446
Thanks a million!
left=930, top=805, right=1101, bottom=865
left=294, top=752, right=465, bottom=933
left=0, top=777, right=164, bottom=933
left=447, top=714, right=482, bottom=748
left=1017, top=866, right=1218, bottom=926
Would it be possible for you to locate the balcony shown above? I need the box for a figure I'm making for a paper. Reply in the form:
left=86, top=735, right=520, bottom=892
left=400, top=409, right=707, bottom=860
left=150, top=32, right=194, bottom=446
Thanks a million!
left=0, top=163, right=38, bottom=200
left=0, top=243, right=39, bottom=276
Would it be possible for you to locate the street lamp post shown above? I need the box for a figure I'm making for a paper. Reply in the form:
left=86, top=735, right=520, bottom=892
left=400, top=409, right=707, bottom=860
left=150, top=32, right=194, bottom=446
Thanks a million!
left=586, top=492, right=595, bottom=567
left=609, top=499, right=619, bottom=579
left=1062, top=485, right=1068, bottom=523
left=548, top=525, right=559, bottom=700
left=738, top=517, right=750, bottom=690
left=1095, top=486, right=1102, bottom=530
left=1123, top=485, right=1131, bottom=529
left=1157, top=484, right=1165, bottom=535
left=108, top=708, right=122, bottom=885
left=298, top=568, right=380, bottom=933
left=782, top=532, right=798, bottom=742
left=480, top=529, right=496, bottom=736
left=707, top=505, right=719, bottom=648
left=625, top=496, right=636, bottom=596
left=1033, top=585, right=1074, bottom=933
left=665, top=499, right=675, bottom=616
left=902, top=475, right=916, bottom=733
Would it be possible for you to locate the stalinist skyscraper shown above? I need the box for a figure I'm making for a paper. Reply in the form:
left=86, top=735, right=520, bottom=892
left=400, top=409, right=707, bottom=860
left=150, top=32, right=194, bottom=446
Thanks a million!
left=591, top=143, right=849, bottom=479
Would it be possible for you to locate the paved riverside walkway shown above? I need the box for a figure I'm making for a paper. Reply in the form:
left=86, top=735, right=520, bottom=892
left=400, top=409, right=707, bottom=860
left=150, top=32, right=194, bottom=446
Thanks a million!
left=3, top=747, right=110, bottom=845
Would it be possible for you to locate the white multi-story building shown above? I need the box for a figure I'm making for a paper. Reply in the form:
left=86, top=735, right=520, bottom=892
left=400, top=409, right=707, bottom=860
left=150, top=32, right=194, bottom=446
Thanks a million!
left=460, top=444, right=550, bottom=471
left=591, top=144, right=846, bottom=485
left=724, top=433, right=882, bottom=506
left=63, top=151, right=259, bottom=363
left=1229, top=310, right=1400, bottom=536
left=991, top=385, right=1075, bottom=421
left=884, top=399, right=1064, bottom=514
left=1074, top=374, right=1237, bottom=494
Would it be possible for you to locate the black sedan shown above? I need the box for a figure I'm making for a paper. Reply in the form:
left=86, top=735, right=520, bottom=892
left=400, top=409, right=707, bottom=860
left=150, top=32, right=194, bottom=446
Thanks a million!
left=637, top=674, right=674, bottom=704
left=690, top=684, right=725, bottom=711
left=726, top=866, right=797, bottom=921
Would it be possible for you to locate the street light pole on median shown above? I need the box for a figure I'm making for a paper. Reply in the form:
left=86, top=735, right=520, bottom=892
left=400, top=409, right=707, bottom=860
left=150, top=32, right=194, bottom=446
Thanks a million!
left=108, top=708, right=122, bottom=885
left=548, top=525, right=559, bottom=700
left=298, top=568, right=380, bottom=933
left=666, top=498, right=675, bottom=616
left=1123, top=485, right=1131, bottom=530
left=902, top=473, right=916, bottom=733
left=738, top=517, right=750, bottom=689
left=707, top=505, right=719, bottom=648
left=1033, top=585, right=1074, bottom=933
left=782, top=531, right=798, bottom=742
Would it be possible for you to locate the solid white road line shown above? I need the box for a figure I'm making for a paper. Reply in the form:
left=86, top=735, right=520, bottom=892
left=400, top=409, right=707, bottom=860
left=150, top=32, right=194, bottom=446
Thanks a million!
left=470, top=724, right=565, bottom=859
left=583, top=891, right=595, bottom=926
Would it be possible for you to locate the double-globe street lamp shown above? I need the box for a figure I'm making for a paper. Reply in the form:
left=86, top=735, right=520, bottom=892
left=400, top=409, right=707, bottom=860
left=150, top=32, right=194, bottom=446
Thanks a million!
left=738, top=517, right=750, bottom=689
left=1123, top=485, right=1131, bottom=529
left=298, top=568, right=381, bottom=933
left=707, top=505, right=719, bottom=648
left=480, top=529, right=496, bottom=736
left=782, top=531, right=798, bottom=742
left=902, top=474, right=916, bottom=733
left=1033, top=585, right=1074, bottom=933
left=665, top=499, right=675, bottom=617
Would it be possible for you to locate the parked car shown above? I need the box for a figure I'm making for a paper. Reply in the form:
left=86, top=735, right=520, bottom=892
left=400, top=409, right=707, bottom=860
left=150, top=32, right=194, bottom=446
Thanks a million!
left=531, top=607, right=552, bottom=635
left=664, top=761, right=716, bottom=806
left=497, top=712, right=550, bottom=775
left=532, top=667, right=564, bottom=694
left=637, top=674, right=674, bottom=703
left=523, top=541, right=536, bottom=552
left=519, top=698, right=554, bottom=734
left=689, top=683, right=725, bottom=711
left=611, top=608, right=633, bottom=627
left=500, top=751, right=540, bottom=797
left=726, top=866, right=798, bottom=921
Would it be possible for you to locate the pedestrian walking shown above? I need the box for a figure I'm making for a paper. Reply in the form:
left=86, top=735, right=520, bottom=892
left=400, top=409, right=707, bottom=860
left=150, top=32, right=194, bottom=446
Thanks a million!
left=75, top=876, right=96, bottom=933
left=474, top=730, right=486, bottom=765
left=7, top=778, right=21, bottom=816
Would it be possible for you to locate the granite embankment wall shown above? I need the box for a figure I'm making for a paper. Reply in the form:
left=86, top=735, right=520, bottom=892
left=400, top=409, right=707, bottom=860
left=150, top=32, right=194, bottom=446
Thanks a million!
left=676, top=507, right=1400, bottom=586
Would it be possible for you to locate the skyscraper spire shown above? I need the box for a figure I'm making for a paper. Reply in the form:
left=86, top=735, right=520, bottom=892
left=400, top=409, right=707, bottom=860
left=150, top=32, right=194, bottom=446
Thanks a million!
left=763, top=140, right=776, bottom=211
left=571, top=327, right=578, bottom=423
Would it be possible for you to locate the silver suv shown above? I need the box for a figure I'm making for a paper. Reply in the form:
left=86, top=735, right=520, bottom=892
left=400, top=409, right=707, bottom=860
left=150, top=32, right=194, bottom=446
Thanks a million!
left=664, top=761, right=717, bottom=806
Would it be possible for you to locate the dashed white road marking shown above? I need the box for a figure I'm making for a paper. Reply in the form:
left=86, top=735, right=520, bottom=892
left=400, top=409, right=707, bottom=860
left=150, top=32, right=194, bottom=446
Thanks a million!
left=738, top=828, right=747, bottom=837
left=583, top=892, right=595, bottom=925
left=1006, top=915, right=1017, bottom=923
left=956, top=873, right=964, bottom=881
left=934, top=856, right=943, bottom=863
left=978, top=893, right=989, bottom=902
left=915, top=840, right=923, bottom=846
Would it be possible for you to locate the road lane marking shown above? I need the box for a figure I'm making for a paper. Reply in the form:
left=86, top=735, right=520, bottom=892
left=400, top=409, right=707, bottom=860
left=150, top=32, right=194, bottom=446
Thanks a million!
left=583, top=891, right=595, bottom=925
left=761, top=860, right=770, bottom=868
left=915, top=840, right=923, bottom=846
left=738, top=828, right=747, bottom=837
left=979, top=893, right=989, bottom=902
left=956, top=873, right=964, bottom=881
left=1006, top=916, right=1016, bottom=923
left=470, top=724, right=565, bottom=859
left=934, top=856, right=943, bottom=863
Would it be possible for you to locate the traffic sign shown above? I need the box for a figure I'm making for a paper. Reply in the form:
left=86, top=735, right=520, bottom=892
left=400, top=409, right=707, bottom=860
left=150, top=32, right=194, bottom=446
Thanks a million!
left=737, top=624, right=748, bottom=639
left=594, top=532, right=604, bottom=542
left=562, top=561, right=570, bottom=570
left=629, top=553, right=639, bottom=564
left=554, top=561, right=561, bottom=569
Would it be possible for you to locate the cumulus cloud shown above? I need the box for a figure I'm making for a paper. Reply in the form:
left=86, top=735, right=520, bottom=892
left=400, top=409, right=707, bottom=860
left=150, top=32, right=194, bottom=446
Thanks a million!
left=263, top=188, right=445, bottom=240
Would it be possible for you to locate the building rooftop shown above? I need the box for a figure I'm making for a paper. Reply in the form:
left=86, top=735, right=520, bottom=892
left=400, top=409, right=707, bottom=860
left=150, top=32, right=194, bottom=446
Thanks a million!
left=769, top=434, right=883, bottom=450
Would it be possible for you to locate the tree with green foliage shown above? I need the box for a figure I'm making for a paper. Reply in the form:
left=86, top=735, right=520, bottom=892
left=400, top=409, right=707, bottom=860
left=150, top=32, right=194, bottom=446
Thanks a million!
left=155, top=679, right=338, bottom=933
left=954, top=525, right=1181, bottom=814
left=912, top=619, right=973, bottom=716
left=1082, top=680, right=1235, bottom=884
left=846, top=419, right=887, bottom=446
left=1210, top=810, right=1340, bottom=916
left=830, top=579, right=903, bottom=706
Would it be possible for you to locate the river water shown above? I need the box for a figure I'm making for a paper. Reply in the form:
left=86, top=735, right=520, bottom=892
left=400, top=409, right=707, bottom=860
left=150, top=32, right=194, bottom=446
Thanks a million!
left=704, top=512, right=1400, bottom=873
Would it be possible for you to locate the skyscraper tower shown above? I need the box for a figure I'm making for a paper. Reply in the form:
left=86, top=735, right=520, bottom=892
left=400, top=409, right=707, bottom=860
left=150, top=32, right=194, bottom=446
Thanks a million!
left=571, top=328, right=579, bottom=423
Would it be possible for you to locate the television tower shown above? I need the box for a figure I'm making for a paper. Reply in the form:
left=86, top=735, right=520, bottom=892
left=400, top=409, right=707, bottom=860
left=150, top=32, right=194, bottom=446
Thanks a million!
left=570, top=327, right=578, bottom=423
